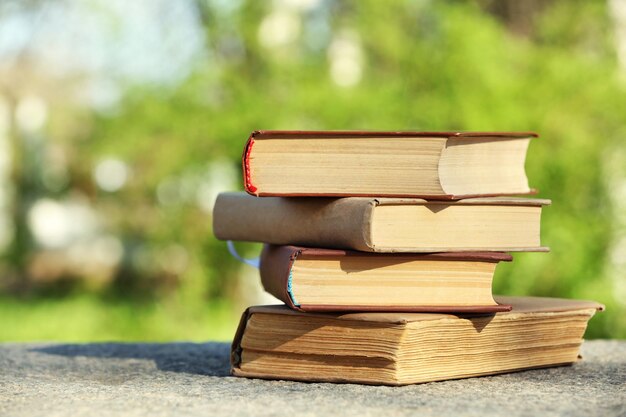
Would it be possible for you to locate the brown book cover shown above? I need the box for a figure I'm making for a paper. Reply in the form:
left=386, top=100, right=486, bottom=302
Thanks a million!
left=260, top=245, right=513, bottom=313
left=213, top=192, right=550, bottom=252
left=242, top=130, right=539, bottom=199
left=230, top=296, right=604, bottom=386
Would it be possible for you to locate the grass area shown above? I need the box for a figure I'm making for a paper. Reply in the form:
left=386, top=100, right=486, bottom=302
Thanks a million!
left=1, top=293, right=622, bottom=341
left=0, top=295, right=240, bottom=342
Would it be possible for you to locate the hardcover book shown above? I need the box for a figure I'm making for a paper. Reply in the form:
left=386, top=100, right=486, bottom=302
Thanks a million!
left=231, top=296, right=603, bottom=386
left=259, top=245, right=513, bottom=312
left=213, top=192, right=550, bottom=252
left=242, top=130, right=537, bottom=198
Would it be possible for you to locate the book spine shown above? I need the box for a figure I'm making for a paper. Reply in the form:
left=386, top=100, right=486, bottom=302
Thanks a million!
left=230, top=306, right=251, bottom=370
left=259, top=245, right=303, bottom=311
left=212, top=193, right=375, bottom=251
left=242, top=132, right=257, bottom=195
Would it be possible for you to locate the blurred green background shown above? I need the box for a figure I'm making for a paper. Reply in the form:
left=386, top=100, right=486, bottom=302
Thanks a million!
left=0, top=0, right=625, bottom=342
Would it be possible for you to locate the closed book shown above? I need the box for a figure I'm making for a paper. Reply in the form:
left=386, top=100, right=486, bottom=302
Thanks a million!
left=213, top=192, right=550, bottom=252
left=243, top=130, right=537, bottom=198
left=260, top=245, right=512, bottom=313
left=231, top=296, right=603, bottom=386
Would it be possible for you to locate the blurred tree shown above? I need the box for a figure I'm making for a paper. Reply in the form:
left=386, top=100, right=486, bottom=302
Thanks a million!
left=0, top=0, right=624, bottom=339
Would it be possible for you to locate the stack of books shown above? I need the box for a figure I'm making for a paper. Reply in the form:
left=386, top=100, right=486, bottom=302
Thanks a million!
left=213, top=130, right=603, bottom=385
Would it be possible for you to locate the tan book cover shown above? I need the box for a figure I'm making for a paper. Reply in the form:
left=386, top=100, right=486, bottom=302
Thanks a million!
left=213, top=192, right=550, bottom=252
left=231, top=296, right=603, bottom=386
left=242, top=130, right=538, bottom=198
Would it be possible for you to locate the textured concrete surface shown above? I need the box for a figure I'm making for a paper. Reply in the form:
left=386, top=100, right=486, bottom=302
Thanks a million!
left=0, top=340, right=624, bottom=417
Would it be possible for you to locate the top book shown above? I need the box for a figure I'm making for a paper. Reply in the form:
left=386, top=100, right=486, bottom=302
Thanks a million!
left=243, top=130, right=538, bottom=199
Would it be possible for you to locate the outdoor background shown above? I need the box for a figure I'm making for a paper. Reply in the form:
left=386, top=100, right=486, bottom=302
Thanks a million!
left=0, top=0, right=625, bottom=341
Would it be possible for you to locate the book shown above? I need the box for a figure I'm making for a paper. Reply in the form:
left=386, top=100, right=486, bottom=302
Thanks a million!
left=213, top=192, right=550, bottom=252
left=242, top=130, right=537, bottom=198
left=231, top=296, right=603, bottom=386
left=260, top=245, right=513, bottom=312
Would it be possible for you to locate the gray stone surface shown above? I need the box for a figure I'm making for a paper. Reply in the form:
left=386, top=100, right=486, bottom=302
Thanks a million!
left=0, top=340, right=624, bottom=417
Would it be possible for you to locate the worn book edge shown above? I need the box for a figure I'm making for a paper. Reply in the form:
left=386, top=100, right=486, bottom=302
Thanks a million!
left=230, top=296, right=604, bottom=374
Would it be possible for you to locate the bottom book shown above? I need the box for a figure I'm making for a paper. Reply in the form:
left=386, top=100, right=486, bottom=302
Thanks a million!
left=231, top=296, right=603, bottom=386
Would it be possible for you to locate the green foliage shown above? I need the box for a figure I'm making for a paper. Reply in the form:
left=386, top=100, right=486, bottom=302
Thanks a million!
left=2, top=0, right=624, bottom=340
left=0, top=294, right=237, bottom=341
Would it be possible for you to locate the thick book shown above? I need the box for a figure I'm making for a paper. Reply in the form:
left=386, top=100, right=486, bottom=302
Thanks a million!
left=213, top=192, right=550, bottom=252
left=260, top=245, right=513, bottom=313
left=231, top=296, right=603, bottom=386
left=242, top=130, right=537, bottom=198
